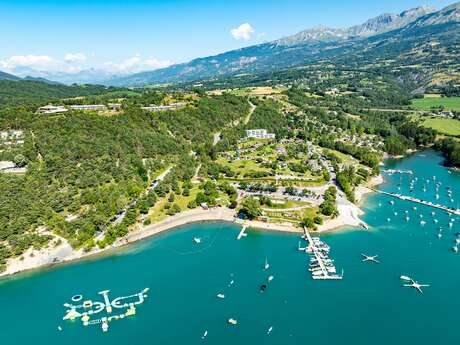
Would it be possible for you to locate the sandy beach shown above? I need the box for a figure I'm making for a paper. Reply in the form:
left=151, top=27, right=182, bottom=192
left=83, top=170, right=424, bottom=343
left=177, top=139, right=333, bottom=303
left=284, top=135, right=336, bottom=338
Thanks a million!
left=1, top=174, right=384, bottom=278
left=318, top=174, right=384, bottom=232
left=355, top=174, right=384, bottom=204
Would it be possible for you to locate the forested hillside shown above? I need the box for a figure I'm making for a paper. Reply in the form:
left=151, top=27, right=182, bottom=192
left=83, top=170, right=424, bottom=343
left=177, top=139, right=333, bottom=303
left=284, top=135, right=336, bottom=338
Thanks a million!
left=0, top=80, right=117, bottom=107
left=0, top=92, right=249, bottom=271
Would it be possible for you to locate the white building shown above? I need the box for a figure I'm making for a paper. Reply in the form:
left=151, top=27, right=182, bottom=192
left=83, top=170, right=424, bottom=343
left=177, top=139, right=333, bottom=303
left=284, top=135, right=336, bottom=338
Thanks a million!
left=107, top=103, right=122, bottom=110
left=70, top=104, right=107, bottom=111
left=141, top=102, right=186, bottom=112
left=245, top=129, right=275, bottom=140
left=37, top=105, right=68, bottom=114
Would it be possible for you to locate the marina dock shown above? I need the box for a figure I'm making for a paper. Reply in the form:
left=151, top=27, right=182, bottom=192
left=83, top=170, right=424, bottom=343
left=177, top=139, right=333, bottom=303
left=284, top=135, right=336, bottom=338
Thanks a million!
left=302, top=227, right=343, bottom=280
left=374, top=189, right=460, bottom=216
left=237, top=225, right=247, bottom=240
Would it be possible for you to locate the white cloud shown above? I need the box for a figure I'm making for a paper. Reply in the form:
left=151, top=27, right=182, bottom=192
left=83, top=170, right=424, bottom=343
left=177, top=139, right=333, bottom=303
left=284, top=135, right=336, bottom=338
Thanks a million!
left=104, top=55, right=173, bottom=73
left=64, top=52, right=87, bottom=63
left=0, top=53, right=172, bottom=75
left=231, top=23, right=255, bottom=40
left=0, top=55, right=57, bottom=71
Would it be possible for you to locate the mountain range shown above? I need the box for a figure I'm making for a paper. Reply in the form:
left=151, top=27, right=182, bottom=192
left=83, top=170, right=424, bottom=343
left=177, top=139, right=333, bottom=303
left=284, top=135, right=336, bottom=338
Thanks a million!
left=1, top=2, right=459, bottom=87
left=107, top=2, right=460, bottom=87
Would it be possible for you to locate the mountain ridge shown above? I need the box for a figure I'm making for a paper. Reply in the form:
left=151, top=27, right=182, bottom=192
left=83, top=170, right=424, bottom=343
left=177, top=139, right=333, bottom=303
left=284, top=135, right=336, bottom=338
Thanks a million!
left=106, top=2, right=459, bottom=87
left=275, top=5, right=435, bottom=45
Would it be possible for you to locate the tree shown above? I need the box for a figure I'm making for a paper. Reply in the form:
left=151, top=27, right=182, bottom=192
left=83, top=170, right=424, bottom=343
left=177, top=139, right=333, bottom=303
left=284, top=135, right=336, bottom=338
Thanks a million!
left=314, top=216, right=323, bottom=225
left=302, top=217, right=316, bottom=229
left=239, top=197, right=262, bottom=220
left=13, top=154, right=26, bottom=167
left=187, top=200, right=197, bottom=209
left=195, top=192, right=207, bottom=205
left=320, top=201, right=337, bottom=217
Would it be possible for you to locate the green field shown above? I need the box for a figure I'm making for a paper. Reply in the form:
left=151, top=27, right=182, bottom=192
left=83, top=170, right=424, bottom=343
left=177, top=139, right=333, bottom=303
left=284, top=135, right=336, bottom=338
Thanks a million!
left=411, top=97, right=460, bottom=112
left=422, top=118, right=460, bottom=136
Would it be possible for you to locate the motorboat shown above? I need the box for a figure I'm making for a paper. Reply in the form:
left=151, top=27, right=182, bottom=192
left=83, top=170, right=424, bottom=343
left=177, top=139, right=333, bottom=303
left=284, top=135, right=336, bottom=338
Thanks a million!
left=264, top=257, right=270, bottom=271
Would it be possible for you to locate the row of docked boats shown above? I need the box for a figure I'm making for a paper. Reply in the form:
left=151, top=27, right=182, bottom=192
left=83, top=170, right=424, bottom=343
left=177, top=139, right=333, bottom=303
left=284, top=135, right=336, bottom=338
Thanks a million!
left=300, top=234, right=343, bottom=280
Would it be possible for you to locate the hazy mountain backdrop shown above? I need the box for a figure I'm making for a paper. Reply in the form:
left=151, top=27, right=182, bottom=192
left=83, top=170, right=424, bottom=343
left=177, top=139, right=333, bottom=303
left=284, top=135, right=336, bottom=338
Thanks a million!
left=1, top=2, right=458, bottom=87
left=106, top=2, right=459, bottom=87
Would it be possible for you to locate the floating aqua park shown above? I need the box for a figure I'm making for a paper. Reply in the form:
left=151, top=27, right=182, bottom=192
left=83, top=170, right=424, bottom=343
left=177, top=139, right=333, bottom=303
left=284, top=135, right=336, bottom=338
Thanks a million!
left=62, top=288, right=149, bottom=332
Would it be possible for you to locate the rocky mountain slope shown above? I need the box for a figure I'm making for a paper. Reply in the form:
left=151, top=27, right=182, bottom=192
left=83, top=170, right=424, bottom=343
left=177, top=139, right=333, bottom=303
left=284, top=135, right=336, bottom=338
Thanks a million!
left=107, top=2, right=459, bottom=87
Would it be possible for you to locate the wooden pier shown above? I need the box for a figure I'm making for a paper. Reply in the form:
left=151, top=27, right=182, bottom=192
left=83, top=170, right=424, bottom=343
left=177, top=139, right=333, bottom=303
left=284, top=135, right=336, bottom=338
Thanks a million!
left=237, top=225, right=247, bottom=240
left=373, top=189, right=460, bottom=216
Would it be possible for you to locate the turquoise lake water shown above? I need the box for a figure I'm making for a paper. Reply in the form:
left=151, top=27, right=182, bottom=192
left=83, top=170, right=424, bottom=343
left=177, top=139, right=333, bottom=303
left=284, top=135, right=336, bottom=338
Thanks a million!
left=1, top=150, right=459, bottom=345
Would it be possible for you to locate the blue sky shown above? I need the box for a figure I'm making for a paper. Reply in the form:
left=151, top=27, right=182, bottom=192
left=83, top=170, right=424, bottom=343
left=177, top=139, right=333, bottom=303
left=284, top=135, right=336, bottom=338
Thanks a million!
left=0, top=0, right=455, bottom=74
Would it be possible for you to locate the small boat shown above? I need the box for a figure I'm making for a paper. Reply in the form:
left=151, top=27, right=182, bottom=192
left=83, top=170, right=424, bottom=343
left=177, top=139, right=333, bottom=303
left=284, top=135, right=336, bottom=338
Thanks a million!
left=71, top=294, right=83, bottom=302
left=228, top=318, right=238, bottom=325
left=260, top=284, right=267, bottom=292
left=193, top=237, right=202, bottom=244
left=264, top=257, right=270, bottom=271
left=267, top=275, right=274, bottom=283
left=453, top=246, right=458, bottom=253
left=267, top=326, right=273, bottom=334
left=58, top=326, right=63, bottom=331
left=217, top=293, right=225, bottom=299
left=202, top=330, right=208, bottom=339
left=400, top=275, right=412, bottom=281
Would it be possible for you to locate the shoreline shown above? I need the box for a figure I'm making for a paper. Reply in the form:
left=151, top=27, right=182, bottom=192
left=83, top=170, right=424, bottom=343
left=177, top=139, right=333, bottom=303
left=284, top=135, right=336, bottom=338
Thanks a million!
left=0, top=174, right=385, bottom=279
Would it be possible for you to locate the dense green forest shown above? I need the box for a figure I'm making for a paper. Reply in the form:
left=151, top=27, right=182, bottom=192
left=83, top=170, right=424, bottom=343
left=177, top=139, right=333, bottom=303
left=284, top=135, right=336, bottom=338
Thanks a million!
left=0, top=80, right=118, bottom=107
left=0, top=91, right=249, bottom=271
left=246, top=99, right=289, bottom=138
